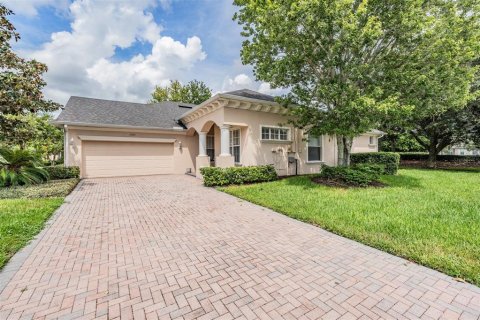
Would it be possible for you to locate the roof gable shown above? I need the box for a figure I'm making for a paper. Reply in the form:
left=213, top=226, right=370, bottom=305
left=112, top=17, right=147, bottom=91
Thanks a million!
left=224, top=89, right=275, bottom=102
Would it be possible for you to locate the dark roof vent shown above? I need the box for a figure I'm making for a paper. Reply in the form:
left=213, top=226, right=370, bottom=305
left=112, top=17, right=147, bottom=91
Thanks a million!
left=179, top=105, right=193, bottom=109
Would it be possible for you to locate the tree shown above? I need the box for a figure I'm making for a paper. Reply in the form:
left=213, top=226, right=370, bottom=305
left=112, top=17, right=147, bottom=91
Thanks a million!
left=395, top=14, right=480, bottom=166
left=379, top=132, right=424, bottom=152
left=150, top=79, right=212, bottom=104
left=0, top=113, right=63, bottom=162
left=30, top=115, right=63, bottom=164
left=234, top=0, right=479, bottom=166
left=0, top=5, right=60, bottom=135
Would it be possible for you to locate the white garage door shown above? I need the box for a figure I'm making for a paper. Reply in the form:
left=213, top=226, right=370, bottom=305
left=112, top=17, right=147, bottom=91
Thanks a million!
left=83, top=141, right=174, bottom=178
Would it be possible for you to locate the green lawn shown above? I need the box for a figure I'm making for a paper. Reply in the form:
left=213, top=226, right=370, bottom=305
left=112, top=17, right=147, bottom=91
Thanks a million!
left=0, top=179, right=78, bottom=268
left=220, top=169, right=480, bottom=286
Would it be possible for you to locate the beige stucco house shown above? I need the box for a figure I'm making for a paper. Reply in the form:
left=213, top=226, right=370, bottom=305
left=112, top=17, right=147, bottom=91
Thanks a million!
left=54, top=89, right=383, bottom=178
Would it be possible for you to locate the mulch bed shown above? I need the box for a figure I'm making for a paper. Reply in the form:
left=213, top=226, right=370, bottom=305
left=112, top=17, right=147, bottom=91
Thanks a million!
left=311, top=176, right=387, bottom=188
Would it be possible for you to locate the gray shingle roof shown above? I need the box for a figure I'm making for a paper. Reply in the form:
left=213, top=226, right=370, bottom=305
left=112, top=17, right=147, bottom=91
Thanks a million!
left=224, top=89, right=275, bottom=102
left=54, top=96, right=195, bottom=129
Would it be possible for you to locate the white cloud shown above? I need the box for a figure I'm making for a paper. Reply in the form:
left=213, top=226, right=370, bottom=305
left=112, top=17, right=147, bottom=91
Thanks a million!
left=87, top=36, right=206, bottom=101
left=17, top=0, right=206, bottom=104
left=222, top=73, right=254, bottom=91
left=222, top=73, right=288, bottom=97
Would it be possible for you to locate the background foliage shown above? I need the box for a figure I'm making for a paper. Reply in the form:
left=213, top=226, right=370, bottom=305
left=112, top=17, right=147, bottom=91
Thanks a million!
left=150, top=79, right=212, bottom=105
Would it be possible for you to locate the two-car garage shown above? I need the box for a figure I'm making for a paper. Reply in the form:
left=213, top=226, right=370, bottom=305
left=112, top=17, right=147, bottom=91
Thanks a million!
left=81, top=137, right=175, bottom=178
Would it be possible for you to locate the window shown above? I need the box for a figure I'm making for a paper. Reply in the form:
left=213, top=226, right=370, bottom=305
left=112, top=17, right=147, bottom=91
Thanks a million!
left=308, top=135, right=322, bottom=162
left=230, top=129, right=240, bottom=163
left=369, top=136, right=375, bottom=145
left=206, top=135, right=215, bottom=161
left=261, top=126, right=290, bottom=141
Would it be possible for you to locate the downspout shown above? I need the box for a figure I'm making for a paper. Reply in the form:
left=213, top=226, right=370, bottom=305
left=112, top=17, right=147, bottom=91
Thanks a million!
left=64, top=125, right=68, bottom=166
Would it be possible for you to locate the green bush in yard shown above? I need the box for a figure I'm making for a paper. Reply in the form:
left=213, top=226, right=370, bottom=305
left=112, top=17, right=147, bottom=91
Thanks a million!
left=320, top=164, right=383, bottom=187
left=200, top=165, right=277, bottom=186
left=398, top=152, right=480, bottom=162
left=44, top=165, right=79, bottom=180
left=351, top=152, right=400, bottom=175
left=200, top=167, right=230, bottom=187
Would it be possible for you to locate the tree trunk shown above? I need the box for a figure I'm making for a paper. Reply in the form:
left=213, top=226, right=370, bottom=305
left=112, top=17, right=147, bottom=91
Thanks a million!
left=337, top=135, right=353, bottom=166
left=427, top=135, right=438, bottom=168
left=427, top=151, right=437, bottom=168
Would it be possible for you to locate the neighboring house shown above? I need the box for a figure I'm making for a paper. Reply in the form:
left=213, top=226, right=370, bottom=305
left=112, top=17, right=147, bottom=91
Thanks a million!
left=440, top=144, right=480, bottom=156
left=54, top=89, right=383, bottom=178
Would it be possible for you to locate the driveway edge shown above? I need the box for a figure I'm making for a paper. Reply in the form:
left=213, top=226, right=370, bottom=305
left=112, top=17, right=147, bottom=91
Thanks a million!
left=0, top=180, right=84, bottom=295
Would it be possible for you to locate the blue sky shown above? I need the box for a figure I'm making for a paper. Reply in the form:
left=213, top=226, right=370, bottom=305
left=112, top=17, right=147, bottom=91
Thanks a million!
left=5, top=0, right=282, bottom=105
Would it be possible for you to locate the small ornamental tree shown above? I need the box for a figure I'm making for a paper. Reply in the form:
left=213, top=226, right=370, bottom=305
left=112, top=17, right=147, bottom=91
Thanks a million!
left=0, top=5, right=60, bottom=136
left=150, top=79, right=212, bottom=105
left=234, top=0, right=479, bottom=166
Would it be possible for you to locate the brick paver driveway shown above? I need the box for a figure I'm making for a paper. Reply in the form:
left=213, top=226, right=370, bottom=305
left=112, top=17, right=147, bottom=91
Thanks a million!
left=1, top=175, right=479, bottom=320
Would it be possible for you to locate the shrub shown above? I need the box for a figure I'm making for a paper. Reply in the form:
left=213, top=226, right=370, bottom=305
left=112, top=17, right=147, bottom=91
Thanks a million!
left=0, top=148, right=49, bottom=187
left=351, top=152, right=400, bottom=175
left=200, top=165, right=277, bottom=187
left=398, top=152, right=480, bottom=162
left=44, top=165, right=80, bottom=180
left=320, top=164, right=383, bottom=187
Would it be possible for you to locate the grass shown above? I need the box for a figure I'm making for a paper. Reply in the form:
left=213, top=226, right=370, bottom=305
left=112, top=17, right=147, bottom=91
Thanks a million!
left=220, top=169, right=480, bottom=286
left=0, top=179, right=78, bottom=269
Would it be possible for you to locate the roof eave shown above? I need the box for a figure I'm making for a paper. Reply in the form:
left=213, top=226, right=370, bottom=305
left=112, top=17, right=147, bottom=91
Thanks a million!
left=52, top=121, right=187, bottom=132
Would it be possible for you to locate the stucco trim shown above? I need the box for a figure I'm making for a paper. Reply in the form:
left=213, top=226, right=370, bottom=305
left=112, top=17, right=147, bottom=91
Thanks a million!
left=78, top=136, right=176, bottom=143
left=180, top=95, right=289, bottom=124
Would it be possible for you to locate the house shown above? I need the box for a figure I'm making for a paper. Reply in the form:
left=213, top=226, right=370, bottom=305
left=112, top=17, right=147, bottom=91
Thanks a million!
left=440, top=144, right=480, bottom=156
left=54, top=89, right=383, bottom=178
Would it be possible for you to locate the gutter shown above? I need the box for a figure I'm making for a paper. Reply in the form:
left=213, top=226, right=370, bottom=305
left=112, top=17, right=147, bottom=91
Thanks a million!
left=52, top=121, right=187, bottom=132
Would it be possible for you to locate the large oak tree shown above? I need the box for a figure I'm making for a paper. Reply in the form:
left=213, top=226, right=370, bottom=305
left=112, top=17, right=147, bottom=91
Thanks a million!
left=234, top=0, right=479, bottom=166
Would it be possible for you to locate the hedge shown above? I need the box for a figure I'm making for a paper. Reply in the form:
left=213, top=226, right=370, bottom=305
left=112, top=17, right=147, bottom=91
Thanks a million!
left=398, top=152, right=480, bottom=162
left=351, top=152, right=400, bottom=175
left=44, top=165, right=80, bottom=180
left=320, top=164, right=383, bottom=187
left=200, top=165, right=277, bottom=187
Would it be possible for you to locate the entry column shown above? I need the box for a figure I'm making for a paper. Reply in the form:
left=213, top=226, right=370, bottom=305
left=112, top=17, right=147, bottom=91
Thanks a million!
left=196, top=132, right=210, bottom=177
left=216, top=124, right=234, bottom=168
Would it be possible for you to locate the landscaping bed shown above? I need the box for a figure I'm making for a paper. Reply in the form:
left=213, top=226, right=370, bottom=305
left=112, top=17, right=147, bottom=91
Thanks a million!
left=311, top=176, right=386, bottom=188
left=0, top=178, right=79, bottom=199
left=220, top=169, right=480, bottom=286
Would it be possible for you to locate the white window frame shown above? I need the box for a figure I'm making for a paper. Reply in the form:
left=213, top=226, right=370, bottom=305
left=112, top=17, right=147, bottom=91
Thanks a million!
left=369, top=136, right=376, bottom=145
left=260, top=125, right=291, bottom=142
left=230, top=129, right=241, bottom=164
left=307, top=135, right=323, bottom=163
left=206, top=134, right=215, bottom=161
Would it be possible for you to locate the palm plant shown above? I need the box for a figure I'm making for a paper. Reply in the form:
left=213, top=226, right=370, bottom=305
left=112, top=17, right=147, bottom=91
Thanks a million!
left=0, top=148, right=49, bottom=187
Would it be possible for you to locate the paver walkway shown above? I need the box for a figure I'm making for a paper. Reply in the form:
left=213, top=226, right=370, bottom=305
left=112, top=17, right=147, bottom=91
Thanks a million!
left=0, top=175, right=479, bottom=320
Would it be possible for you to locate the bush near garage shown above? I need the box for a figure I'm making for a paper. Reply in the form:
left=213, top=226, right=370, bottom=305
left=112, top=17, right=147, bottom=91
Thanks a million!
left=200, top=165, right=278, bottom=187
left=44, top=165, right=80, bottom=180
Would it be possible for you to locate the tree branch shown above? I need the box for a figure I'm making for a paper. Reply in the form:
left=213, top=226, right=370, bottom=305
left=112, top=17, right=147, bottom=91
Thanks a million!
left=410, top=130, right=429, bottom=149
